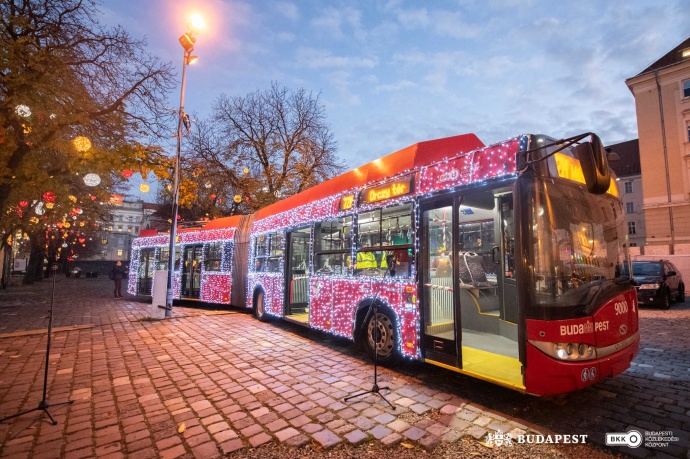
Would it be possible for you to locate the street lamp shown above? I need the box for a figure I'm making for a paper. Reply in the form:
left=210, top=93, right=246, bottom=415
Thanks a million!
left=165, top=15, right=205, bottom=318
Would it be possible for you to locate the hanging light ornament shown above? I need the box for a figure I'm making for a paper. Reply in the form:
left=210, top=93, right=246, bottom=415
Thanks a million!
left=45, top=202, right=55, bottom=209
left=73, top=136, right=92, bottom=152
left=83, top=173, right=101, bottom=187
left=122, top=169, right=133, bottom=178
left=15, top=104, right=31, bottom=117
left=43, top=191, right=56, bottom=202
left=90, top=195, right=97, bottom=201
left=68, top=195, right=77, bottom=203
left=19, top=200, right=28, bottom=208
left=139, top=183, right=150, bottom=193
left=205, top=181, right=212, bottom=188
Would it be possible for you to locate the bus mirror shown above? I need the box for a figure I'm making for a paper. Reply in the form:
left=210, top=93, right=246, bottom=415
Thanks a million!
left=572, top=134, right=611, bottom=194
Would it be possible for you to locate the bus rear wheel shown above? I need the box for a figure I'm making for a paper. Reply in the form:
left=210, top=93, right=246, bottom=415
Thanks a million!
left=254, top=290, right=268, bottom=321
left=364, top=308, right=399, bottom=365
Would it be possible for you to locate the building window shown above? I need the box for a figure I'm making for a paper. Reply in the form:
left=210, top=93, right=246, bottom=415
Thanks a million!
left=128, top=216, right=134, bottom=222
left=687, top=123, right=690, bottom=142
left=624, top=181, right=633, bottom=193
left=684, top=79, right=690, bottom=98
left=135, top=226, right=139, bottom=233
left=117, top=225, right=123, bottom=232
left=102, top=238, right=108, bottom=245
left=629, top=243, right=637, bottom=247
left=127, top=226, right=132, bottom=233
left=628, top=221, right=636, bottom=235
left=626, top=202, right=634, bottom=214
left=117, top=249, right=123, bottom=256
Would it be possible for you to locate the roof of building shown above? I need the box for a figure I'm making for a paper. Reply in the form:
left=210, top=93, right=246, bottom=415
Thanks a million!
left=606, top=139, right=640, bottom=177
left=636, top=36, right=690, bottom=76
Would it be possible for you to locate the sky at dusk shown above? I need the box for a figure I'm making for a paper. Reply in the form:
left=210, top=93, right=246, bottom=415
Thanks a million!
left=98, top=0, right=690, bottom=200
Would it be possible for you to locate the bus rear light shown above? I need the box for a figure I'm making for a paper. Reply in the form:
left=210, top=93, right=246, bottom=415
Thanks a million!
left=530, top=340, right=596, bottom=361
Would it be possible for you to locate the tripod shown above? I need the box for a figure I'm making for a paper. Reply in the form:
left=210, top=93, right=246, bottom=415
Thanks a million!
left=344, top=255, right=396, bottom=410
left=0, top=265, right=74, bottom=426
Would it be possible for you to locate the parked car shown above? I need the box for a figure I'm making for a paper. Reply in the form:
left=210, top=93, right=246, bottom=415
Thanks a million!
left=626, top=260, right=685, bottom=309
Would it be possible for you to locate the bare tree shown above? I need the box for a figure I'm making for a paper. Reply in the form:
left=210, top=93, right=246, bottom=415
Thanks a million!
left=189, top=82, right=345, bottom=211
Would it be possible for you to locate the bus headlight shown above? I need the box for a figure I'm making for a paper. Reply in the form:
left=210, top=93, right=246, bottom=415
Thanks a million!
left=638, top=283, right=659, bottom=290
left=532, top=341, right=597, bottom=361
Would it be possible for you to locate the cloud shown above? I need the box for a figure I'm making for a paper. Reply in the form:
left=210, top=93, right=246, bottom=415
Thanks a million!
left=311, top=6, right=363, bottom=40
left=296, top=47, right=377, bottom=69
left=273, top=1, right=299, bottom=21
left=373, top=80, right=416, bottom=93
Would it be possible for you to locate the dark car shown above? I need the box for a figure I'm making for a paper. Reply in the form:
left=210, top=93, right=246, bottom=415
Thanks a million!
left=624, top=260, right=685, bottom=309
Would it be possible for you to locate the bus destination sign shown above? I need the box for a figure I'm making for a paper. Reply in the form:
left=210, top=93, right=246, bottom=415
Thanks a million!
left=359, top=174, right=414, bottom=205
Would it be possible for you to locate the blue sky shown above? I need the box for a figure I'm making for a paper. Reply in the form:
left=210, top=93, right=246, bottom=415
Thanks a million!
left=100, top=0, right=690, bottom=201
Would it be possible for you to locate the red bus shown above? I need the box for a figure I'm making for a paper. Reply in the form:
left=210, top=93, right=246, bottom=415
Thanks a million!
left=129, top=132, right=638, bottom=396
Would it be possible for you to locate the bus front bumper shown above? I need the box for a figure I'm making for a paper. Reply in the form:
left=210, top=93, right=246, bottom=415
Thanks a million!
left=524, top=335, right=639, bottom=397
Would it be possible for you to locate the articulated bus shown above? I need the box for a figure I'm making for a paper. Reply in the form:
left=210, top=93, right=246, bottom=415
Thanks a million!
left=129, top=132, right=638, bottom=396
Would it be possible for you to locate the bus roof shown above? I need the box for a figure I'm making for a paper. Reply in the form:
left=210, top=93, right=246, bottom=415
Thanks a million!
left=254, top=133, right=484, bottom=221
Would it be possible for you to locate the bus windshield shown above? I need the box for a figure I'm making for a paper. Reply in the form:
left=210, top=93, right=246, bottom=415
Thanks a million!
left=526, top=178, right=629, bottom=318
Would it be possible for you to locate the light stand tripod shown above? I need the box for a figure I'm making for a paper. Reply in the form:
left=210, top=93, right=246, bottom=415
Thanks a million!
left=0, top=264, right=74, bottom=426
left=344, top=255, right=396, bottom=410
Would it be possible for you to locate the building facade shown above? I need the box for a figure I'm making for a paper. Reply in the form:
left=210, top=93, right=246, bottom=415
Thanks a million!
left=626, top=37, right=690, bottom=255
left=606, top=139, right=647, bottom=251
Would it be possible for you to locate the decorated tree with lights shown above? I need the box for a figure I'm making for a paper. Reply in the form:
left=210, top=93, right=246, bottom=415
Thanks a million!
left=0, top=0, right=177, bottom=283
left=177, top=83, right=345, bottom=214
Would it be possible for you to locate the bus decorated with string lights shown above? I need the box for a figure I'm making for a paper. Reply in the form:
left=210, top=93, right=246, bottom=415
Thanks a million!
left=129, top=132, right=638, bottom=396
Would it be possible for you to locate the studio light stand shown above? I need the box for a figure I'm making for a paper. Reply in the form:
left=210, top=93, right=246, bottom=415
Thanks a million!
left=345, top=255, right=396, bottom=410
left=0, top=265, right=73, bottom=426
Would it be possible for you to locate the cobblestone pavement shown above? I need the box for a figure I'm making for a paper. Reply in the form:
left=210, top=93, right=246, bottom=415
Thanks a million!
left=0, top=276, right=688, bottom=458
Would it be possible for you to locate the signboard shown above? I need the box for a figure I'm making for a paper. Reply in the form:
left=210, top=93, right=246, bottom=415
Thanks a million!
left=359, top=174, right=414, bottom=205
left=339, top=194, right=355, bottom=211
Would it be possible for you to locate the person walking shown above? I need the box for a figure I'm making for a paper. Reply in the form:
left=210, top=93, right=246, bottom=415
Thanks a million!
left=112, top=261, right=126, bottom=298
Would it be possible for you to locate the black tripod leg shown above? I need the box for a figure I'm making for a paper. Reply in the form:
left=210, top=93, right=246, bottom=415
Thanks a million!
left=0, top=407, right=42, bottom=424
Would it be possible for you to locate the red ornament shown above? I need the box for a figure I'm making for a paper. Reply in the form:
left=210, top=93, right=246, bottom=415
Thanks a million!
left=90, top=195, right=97, bottom=201
left=19, top=200, right=28, bottom=207
left=43, top=191, right=56, bottom=202
left=78, top=237, right=86, bottom=243
left=210, top=193, right=217, bottom=199
left=122, top=169, right=133, bottom=178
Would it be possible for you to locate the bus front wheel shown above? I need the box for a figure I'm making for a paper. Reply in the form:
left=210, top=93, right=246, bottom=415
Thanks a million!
left=364, top=307, right=399, bottom=365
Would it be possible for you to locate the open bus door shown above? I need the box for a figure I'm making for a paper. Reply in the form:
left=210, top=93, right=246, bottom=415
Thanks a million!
left=285, top=227, right=311, bottom=323
left=420, top=189, right=524, bottom=390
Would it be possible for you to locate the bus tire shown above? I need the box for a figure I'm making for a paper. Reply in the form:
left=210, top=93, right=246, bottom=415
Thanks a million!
left=362, top=305, right=400, bottom=365
left=660, top=289, right=671, bottom=310
left=254, top=289, right=268, bottom=321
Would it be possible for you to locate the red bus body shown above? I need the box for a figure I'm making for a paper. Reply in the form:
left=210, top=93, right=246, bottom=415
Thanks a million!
left=129, top=132, right=638, bottom=396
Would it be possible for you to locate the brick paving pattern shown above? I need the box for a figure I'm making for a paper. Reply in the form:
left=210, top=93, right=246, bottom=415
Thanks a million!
left=0, top=276, right=689, bottom=458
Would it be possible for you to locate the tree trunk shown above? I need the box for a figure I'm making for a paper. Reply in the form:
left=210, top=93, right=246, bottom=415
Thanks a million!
left=22, top=232, right=45, bottom=284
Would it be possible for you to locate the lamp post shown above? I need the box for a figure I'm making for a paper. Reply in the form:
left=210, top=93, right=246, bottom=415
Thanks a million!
left=165, top=17, right=203, bottom=318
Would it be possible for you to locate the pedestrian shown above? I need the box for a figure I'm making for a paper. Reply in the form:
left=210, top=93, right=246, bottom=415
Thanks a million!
left=112, top=261, right=126, bottom=299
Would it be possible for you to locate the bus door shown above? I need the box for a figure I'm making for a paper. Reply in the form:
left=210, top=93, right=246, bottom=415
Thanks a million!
left=181, top=244, right=202, bottom=299
left=137, top=248, right=155, bottom=294
left=285, top=227, right=311, bottom=323
left=456, top=189, right=522, bottom=389
left=420, top=198, right=459, bottom=367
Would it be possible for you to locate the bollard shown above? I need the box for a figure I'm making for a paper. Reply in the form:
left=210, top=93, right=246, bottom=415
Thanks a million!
left=149, top=270, right=168, bottom=319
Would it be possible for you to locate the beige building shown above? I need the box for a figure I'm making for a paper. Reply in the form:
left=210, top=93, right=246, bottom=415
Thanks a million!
left=625, top=37, right=690, bottom=255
